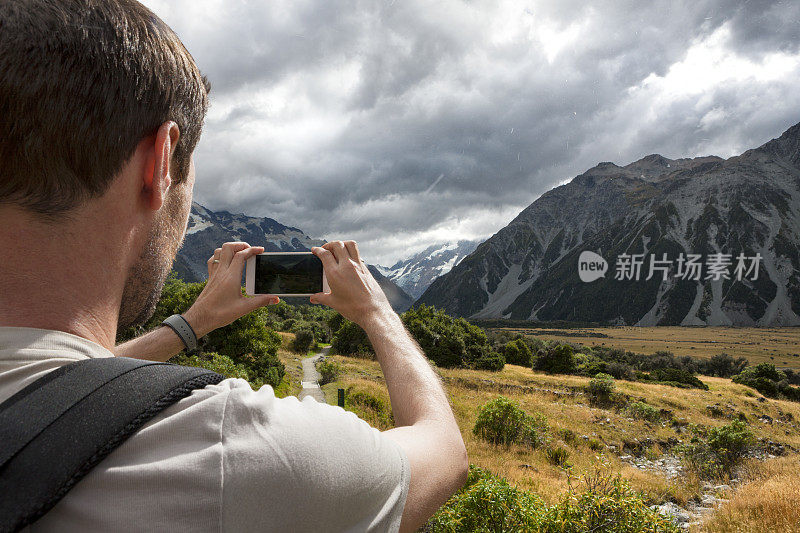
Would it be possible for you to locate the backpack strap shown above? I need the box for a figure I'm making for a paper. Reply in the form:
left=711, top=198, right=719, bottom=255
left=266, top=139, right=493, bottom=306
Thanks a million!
left=0, top=357, right=224, bottom=532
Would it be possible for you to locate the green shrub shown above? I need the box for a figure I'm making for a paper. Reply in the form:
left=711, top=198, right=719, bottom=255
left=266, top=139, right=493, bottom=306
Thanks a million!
left=172, top=352, right=252, bottom=383
left=331, top=319, right=374, bottom=358
left=535, top=343, right=577, bottom=374
left=426, top=466, right=546, bottom=532
left=557, top=428, right=577, bottom=445
left=733, top=363, right=787, bottom=398
left=678, top=419, right=755, bottom=479
left=626, top=401, right=661, bottom=423
left=344, top=386, right=394, bottom=429
left=315, top=358, right=340, bottom=385
left=291, top=329, right=315, bottom=353
left=587, top=438, right=604, bottom=451
left=503, top=338, right=533, bottom=366
left=647, top=368, right=708, bottom=390
left=426, top=466, right=679, bottom=532
left=316, top=359, right=339, bottom=384
left=545, top=446, right=570, bottom=467
left=472, top=396, right=548, bottom=449
left=587, top=373, right=616, bottom=402
left=402, top=305, right=504, bottom=371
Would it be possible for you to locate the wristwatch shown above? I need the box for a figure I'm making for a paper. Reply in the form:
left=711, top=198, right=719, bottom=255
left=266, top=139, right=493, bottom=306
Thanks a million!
left=161, top=314, right=198, bottom=351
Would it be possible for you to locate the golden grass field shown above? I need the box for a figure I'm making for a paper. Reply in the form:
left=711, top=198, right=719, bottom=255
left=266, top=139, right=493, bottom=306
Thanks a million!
left=498, top=326, right=800, bottom=370
left=276, top=331, right=800, bottom=531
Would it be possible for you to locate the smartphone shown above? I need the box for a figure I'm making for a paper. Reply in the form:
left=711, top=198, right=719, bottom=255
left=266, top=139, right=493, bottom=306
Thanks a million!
left=245, top=251, right=329, bottom=297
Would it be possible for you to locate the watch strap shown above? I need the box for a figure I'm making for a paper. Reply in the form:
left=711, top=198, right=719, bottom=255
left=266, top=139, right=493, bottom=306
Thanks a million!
left=161, top=314, right=198, bottom=351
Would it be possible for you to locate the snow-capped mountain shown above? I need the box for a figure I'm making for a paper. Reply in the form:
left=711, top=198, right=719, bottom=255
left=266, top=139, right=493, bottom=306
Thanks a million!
left=173, top=203, right=414, bottom=312
left=376, top=240, right=480, bottom=299
left=416, top=121, right=800, bottom=326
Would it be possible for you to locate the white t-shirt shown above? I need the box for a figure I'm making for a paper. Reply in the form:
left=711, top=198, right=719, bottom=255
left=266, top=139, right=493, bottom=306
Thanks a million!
left=0, top=327, right=410, bottom=532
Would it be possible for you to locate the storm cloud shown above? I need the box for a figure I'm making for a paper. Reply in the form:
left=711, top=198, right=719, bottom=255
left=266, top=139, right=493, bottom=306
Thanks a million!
left=142, top=0, right=800, bottom=265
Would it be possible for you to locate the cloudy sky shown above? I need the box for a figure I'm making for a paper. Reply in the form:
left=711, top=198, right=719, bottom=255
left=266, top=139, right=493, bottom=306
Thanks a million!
left=142, top=0, right=800, bottom=266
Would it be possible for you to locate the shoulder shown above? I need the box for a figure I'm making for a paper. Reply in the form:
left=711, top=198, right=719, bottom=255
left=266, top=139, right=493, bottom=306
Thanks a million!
left=218, top=382, right=410, bottom=532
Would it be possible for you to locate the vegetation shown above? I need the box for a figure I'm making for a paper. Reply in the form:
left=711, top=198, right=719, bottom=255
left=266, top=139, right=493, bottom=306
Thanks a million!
left=315, top=358, right=340, bottom=385
left=472, top=396, right=548, bottom=449
left=426, top=466, right=678, bottom=532
left=290, top=328, right=315, bottom=353
left=733, top=362, right=800, bottom=402
left=117, top=275, right=285, bottom=387
left=587, top=373, right=616, bottom=403
left=677, top=419, right=756, bottom=479
left=402, top=305, right=505, bottom=371
left=501, top=337, right=533, bottom=366
left=626, top=402, right=661, bottom=423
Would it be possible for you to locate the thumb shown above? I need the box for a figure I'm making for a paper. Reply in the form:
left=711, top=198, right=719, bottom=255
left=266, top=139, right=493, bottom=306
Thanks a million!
left=248, top=294, right=279, bottom=310
left=309, top=292, right=332, bottom=306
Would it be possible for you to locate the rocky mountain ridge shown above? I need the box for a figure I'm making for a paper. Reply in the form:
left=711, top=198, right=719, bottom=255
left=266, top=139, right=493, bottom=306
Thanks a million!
left=416, top=121, right=800, bottom=326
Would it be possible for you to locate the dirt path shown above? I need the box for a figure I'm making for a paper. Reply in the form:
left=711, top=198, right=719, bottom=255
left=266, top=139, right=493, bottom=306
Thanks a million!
left=298, top=346, right=330, bottom=403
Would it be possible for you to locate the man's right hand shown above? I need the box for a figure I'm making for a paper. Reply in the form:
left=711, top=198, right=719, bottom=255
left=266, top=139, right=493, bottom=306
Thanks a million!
left=309, top=241, right=393, bottom=328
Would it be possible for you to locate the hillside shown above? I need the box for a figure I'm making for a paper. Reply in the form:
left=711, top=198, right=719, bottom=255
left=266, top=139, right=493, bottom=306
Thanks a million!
left=315, top=348, right=800, bottom=532
left=416, top=122, right=800, bottom=326
left=173, top=202, right=414, bottom=312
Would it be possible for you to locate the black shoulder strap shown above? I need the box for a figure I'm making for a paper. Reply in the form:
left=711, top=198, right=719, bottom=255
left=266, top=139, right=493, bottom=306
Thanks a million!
left=0, top=357, right=224, bottom=532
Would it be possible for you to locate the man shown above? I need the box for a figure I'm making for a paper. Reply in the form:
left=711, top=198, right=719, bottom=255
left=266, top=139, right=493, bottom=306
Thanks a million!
left=0, top=1, right=467, bottom=531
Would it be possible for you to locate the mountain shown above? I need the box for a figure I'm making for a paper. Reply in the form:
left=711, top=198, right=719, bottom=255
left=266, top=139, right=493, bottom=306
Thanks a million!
left=416, top=121, right=800, bottom=326
left=376, top=240, right=480, bottom=299
left=174, top=202, right=414, bottom=312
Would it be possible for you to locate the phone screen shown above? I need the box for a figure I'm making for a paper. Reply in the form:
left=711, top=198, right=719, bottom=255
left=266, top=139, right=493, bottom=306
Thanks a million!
left=254, top=253, right=323, bottom=294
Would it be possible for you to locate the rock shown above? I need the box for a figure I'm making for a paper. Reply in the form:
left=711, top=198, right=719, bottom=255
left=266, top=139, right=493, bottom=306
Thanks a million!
left=652, top=502, right=691, bottom=524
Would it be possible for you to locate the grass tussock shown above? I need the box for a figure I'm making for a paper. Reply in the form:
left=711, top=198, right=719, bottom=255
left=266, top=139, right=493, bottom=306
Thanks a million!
left=699, top=456, right=800, bottom=533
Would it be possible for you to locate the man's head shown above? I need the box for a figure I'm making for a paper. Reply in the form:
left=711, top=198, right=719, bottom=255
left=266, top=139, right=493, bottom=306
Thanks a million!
left=0, top=0, right=209, bottom=329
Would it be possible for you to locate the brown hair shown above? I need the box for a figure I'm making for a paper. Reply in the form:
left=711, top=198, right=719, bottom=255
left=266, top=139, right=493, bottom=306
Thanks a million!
left=0, top=0, right=210, bottom=218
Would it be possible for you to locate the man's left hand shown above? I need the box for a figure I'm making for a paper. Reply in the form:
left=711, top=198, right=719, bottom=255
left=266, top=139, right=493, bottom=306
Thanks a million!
left=183, top=242, right=278, bottom=337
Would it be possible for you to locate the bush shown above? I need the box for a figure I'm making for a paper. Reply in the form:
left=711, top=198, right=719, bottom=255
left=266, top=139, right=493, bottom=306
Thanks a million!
left=587, top=438, right=604, bottom=451
left=331, top=319, right=374, bottom=358
left=626, top=401, right=661, bottom=423
left=172, top=352, right=252, bottom=383
left=701, top=353, right=749, bottom=377
left=315, top=358, right=340, bottom=385
left=647, top=368, right=708, bottom=390
left=473, top=396, right=548, bottom=449
left=426, top=466, right=547, bottom=532
left=426, top=466, right=679, bottom=532
left=545, top=446, right=570, bottom=467
left=291, top=329, right=315, bottom=353
left=678, top=420, right=755, bottom=479
left=587, top=373, right=616, bottom=402
left=733, top=363, right=787, bottom=398
left=344, top=385, right=394, bottom=430
left=534, top=343, right=577, bottom=374
left=402, top=304, right=504, bottom=371
left=503, top=338, right=533, bottom=366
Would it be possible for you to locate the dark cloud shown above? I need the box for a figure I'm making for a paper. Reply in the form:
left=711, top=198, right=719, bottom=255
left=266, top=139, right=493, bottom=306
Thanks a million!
left=143, top=0, right=800, bottom=265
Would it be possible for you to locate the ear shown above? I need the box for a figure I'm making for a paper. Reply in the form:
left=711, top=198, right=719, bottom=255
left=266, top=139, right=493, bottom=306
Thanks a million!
left=142, top=121, right=181, bottom=211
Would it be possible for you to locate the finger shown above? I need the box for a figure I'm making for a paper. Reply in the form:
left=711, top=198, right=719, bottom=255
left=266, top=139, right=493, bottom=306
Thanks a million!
left=213, top=247, right=222, bottom=259
left=220, top=241, right=250, bottom=266
left=324, top=240, right=347, bottom=263
left=247, top=294, right=280, bottom=310
left=231, top=246, right=264, bottom=270
left=309, top=291, right=332, bottom=306
left=207, top=255, right=218, bottom=276
left=343, top=240, right=361, bottom=262
left=312, top=246, right=337, bottom=270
